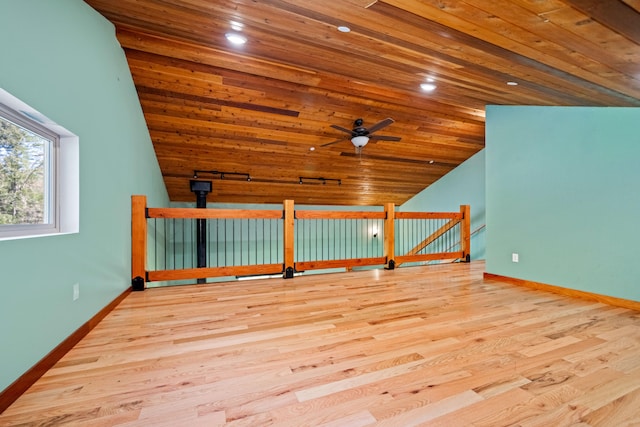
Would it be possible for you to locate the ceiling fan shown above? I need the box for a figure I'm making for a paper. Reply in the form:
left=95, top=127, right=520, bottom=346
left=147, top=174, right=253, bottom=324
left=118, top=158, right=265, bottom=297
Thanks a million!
left=322, top=117, right=401, bottom=153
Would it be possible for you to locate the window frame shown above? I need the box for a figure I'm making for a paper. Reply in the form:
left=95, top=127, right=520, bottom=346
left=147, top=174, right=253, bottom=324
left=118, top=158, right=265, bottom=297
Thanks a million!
left=0, top=88, right=79, bottom=241
left=0, top=103, right=59, bottom=234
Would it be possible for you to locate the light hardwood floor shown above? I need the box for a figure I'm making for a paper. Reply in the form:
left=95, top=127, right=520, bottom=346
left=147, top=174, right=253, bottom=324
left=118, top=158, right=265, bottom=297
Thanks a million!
left=2, top=262, right=640, bottom=426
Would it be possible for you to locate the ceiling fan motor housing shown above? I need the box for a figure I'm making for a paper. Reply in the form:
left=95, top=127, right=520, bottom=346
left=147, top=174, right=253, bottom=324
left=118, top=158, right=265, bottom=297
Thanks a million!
left=353, top=118, right=369, bottom=136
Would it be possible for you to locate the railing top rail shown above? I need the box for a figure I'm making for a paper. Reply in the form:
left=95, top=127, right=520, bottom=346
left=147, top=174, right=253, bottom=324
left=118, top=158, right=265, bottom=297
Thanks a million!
left=146, top=207, right=464, bottom=221
left=295, top=210, right=386, bottom=220
left=395, top=212, right=462, bottom=220
left=147, top=207, right=283, bottom=219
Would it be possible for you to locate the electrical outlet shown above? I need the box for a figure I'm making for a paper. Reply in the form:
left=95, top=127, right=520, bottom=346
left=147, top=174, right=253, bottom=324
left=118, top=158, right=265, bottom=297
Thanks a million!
left=512, top=253, right=519, bottom=263
left=73, top=283, right=80, bottom=301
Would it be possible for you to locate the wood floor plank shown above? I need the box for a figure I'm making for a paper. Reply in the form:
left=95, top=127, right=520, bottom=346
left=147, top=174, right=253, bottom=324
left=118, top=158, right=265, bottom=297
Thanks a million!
left=2, top=261, right=640, bottom=425
left=580, top=385, right=640, bottom=426
left=426, top=387, right=534, bottom=426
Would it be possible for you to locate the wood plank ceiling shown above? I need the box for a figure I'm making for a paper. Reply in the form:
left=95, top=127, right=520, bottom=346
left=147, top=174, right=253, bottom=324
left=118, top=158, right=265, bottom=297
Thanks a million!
left=85, top=0, right=640, bottom=206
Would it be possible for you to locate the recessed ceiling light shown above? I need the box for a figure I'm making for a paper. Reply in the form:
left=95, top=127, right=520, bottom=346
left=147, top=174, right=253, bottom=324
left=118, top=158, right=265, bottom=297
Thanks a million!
left=309, top=146, right=315, bottom=151
left=428, top=160, right=435, bottom=164
left=337, top=26, right=351, bottom=33
left=420, top=83, right=437, bottom=92
left=230, top=20, right=244, bottom=31
left=225, top=32, right=247, bottom=45
left=507, top=81, right=518, bottom=86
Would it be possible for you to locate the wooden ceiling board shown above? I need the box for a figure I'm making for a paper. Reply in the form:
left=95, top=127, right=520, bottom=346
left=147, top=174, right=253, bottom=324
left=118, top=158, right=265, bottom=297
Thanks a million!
left=85, top=0, right=640, bottom=205
left=622, top=0, right=640, bottom=13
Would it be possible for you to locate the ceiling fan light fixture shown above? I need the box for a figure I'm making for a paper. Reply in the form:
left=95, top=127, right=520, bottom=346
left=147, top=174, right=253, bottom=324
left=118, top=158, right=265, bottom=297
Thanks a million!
left=351, top=135, right=369, bottom=148
left=230, top=20, right=244, bottom=31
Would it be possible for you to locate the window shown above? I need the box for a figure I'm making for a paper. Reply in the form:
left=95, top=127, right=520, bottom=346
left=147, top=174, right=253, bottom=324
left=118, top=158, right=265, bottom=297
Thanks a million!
left=0, top=105, right=57, bottom=229
left=0, top=89, right=78, bottom=240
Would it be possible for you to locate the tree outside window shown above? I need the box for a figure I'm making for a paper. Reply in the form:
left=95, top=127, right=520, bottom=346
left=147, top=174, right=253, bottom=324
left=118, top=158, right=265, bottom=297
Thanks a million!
left=0, top=115, right=51, bottom=225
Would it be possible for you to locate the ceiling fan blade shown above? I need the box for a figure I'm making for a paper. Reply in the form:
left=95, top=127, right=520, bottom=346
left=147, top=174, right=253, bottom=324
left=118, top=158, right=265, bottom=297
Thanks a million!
left=321, top=138, right=346, bottom=147
left=369, top=134, right=401, bottom=141
left=330, top=124, right=354, bottom=134
left=366, top=117, right=394, bottom=134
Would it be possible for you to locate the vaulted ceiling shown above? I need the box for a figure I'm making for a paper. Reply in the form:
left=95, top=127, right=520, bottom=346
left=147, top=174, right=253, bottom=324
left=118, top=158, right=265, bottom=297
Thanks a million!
left=85, top=0, right=640, bottom=206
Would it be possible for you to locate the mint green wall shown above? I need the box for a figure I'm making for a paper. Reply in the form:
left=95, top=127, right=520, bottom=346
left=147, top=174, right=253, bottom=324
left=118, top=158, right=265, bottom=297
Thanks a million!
left=0, top=1, right=168, bottom=392
left=486, top=105, right=640, bottom=301
left=401, top=150, right=486, bottom=260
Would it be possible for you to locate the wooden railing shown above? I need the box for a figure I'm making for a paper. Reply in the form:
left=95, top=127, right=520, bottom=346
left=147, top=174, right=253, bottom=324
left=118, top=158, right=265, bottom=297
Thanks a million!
left=131, top=196, right=470, bottom=289
left=293, top=208, right=388, bottom=272
left=394, top=205, right=470, bottom=266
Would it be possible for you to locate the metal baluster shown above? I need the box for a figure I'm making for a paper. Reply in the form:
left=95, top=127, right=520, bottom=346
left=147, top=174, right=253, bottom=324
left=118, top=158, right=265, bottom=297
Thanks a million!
left=153, top=218, right=157, bottom=270
left=336, top=219, right=339, bottom=260
left=324, top=218, right=328, bottom=261
left=171, top=218, right=175, bottom=270
left=308, top=219, right=312, bottom=262
left=357, top=219, right=361, bottom=259
left=216, top=218, right=220, bottom=268
left=369, top=218, right=372, bottom=258
left=350, top=218, right=354, bottom=259
left=223, top=218, right=226, bottom=267
left=295, top=218, right=299, bottom=262
left=164, top=218, right=167, bottom=270
left=206, top=218, right=210, bottom=268
left=318, top=218, right=321, bottom=261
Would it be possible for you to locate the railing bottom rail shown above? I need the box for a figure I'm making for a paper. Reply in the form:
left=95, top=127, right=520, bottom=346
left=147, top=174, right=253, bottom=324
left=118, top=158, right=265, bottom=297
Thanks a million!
left=395, top=251, right=464, bottom=265
left=147, top=264, right=283, bottom=282
left=296, top=256, right=386, bottom=272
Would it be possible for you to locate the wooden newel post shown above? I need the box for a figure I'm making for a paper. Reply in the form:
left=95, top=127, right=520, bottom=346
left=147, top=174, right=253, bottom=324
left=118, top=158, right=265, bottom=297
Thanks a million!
left=460, top=204, right=471, bottom=262
left=131, top=195, right=147, bottom=290
left=384, top=203, right=395, bottom=269
left=283, top=199, right=295, bottom=278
